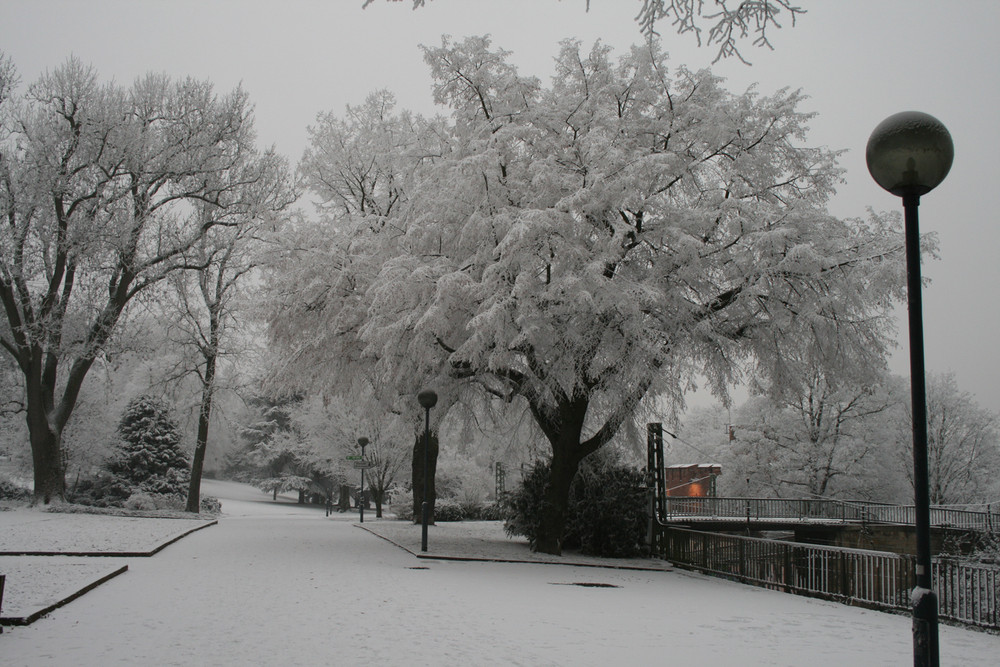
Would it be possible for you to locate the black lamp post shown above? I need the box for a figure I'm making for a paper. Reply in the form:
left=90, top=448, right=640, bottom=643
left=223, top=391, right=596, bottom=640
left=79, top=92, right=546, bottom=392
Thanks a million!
left=357, top=437, right=368, bottom=524
left=866, top=110, right=953, bottom=667
left=417, top=389, right=437, bottom=552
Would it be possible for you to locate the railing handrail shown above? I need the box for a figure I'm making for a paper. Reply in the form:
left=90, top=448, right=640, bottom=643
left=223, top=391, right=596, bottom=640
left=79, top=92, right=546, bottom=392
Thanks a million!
left=661, top=496, right=1000, bottom=530
left=654, top=525, right=1000, bottom=630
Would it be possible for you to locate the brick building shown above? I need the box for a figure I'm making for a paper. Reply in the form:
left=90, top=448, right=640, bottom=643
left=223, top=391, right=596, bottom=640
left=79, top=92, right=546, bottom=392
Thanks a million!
left=664, top=464, right=721, bottom=497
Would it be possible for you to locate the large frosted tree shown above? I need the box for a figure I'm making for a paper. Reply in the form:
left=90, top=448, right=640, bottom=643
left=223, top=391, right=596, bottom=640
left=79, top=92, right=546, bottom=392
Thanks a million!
left=0, top=54, right=281, bottom=503
left=269, top=37, right=905, bottom=554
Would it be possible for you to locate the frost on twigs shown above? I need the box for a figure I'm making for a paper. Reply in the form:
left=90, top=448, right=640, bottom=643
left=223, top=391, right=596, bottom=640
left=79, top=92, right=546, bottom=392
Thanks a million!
left=637, top=0, right=805, bottom=63
left=363, top=0, right=805, bottom=64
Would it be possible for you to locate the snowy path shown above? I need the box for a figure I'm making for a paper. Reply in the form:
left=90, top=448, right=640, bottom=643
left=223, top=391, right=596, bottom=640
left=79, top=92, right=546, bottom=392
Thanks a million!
left=1, top=483, right=998, bottom=666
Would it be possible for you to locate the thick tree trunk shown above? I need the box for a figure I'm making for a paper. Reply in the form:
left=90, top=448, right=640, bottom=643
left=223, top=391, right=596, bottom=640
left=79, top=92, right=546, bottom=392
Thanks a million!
left=534, top=445, right=584, bottom=556
left=531, top=394, right=593, bottom=556
left=27, top=392, right=66, bottom=505
left=411, top=430, right=439, bottom=524
left=30, top=424, right=66, bottom=505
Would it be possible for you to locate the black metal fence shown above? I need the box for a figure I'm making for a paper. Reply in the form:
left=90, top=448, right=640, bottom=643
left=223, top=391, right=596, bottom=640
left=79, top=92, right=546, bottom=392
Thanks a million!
left=655, top=525, right=1000, bottom=630
left=663, top=496, right=1000, bottom=531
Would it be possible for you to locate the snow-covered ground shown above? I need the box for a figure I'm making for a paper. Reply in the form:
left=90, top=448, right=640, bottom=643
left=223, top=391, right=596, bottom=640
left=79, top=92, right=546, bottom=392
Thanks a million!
left=1, top=479, right=998, bottom=666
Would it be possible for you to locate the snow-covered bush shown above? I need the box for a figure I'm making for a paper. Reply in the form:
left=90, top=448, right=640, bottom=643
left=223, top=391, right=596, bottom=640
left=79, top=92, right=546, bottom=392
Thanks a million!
left=503, top=461, right=549, bottom=548
left=433, top=498, right=465, bottom=522
left=106, top=396, right=190, bottom=501
left=567, top=462, right=647, bottom=558
left=0, top=474, right=31, bottom=501
left=504, top=457, right=647, bottom=557
left=200, top=495, right=222, bottom=514
left=123, top=491, right=158, bottom=511
left=68, top=474, right=131, bottom=507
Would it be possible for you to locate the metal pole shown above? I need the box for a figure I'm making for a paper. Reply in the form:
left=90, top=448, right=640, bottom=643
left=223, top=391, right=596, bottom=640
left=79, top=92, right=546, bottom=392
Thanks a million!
left=359, top=440, right=366, bottom=524
left=421, top=405, right=430, bottom=552
left=904, top=193, right=939, bottom=667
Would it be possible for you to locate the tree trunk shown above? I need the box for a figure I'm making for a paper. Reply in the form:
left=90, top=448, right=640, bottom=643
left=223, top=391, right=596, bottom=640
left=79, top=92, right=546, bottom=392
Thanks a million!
left=27, top=391, right=66, bottom=505
left=30, top=424, right=66, bottom=505
left=531, top=394, right=593, bottom=556
left=338, top=484, right=352, bottom=512
left=411, top=430, right=439, bottom=524
left=185, top=353, right=217, bottom=513
left=534, top=445, right=584, bottom=556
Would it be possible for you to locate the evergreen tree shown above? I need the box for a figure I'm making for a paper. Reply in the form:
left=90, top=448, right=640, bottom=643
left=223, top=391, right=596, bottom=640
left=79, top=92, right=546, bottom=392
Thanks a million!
left=107, top=396, right=190, bottom=497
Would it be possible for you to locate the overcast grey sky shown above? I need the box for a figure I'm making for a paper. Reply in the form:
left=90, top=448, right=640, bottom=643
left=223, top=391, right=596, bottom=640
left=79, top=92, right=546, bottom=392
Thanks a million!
left=3, top=0, right=999, bottom=415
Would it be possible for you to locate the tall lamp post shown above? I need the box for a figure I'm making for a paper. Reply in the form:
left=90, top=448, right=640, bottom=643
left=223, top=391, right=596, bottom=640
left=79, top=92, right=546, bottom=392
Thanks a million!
left=357, top=437, right=368, bottom=524
left=417, top=389, right=437, bottom=552
left=866, top=111, right=953, bottom=667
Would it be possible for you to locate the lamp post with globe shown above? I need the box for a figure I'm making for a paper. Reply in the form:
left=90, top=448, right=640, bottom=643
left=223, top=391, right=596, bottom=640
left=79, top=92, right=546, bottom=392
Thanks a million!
left=866, top=110, right=953, bottom=667
left=417, top=389, right=438, bottom=552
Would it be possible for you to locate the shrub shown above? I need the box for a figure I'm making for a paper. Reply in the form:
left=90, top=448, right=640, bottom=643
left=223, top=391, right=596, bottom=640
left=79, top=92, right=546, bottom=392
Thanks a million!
left=503, top=460, right=551, bottom=549
left=0, top=475, right=31, bottom=502
left=200, top=495, right=222, bottom=514
left=504, top=457, right=647, bottom=557
left=433, top=497, right=465, bottom=522
left=568, top=462, right=647, bottom=558
left=460, top=501, right=504, bottom=521
left=124, top=491, right=158, bottom=511
left=69, top=474, right=131, bottom=507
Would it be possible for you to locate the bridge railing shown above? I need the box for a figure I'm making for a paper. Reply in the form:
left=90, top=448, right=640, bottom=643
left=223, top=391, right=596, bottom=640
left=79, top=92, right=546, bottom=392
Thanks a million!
left=655, top=525, right=1000, bottom=630
left=662, top=496, right=1000, bottom=530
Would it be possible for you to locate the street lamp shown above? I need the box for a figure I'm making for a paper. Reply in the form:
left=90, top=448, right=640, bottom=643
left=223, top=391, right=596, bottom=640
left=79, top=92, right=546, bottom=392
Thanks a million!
left=417, top=389, right=437, bottom=552
left=867, top=110, right=953, bottom=667
left=357, top=437, right=368, bottom=524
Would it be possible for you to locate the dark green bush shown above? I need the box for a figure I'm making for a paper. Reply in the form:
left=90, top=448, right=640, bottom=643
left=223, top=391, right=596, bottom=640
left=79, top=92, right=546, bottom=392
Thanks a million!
left=69, top=474, right=131, bottom=507
left=502, top=460, right=553, bottom=550
left=568, top=462, right=647, bottom=558
left=504, top=457, right=647, bottom=558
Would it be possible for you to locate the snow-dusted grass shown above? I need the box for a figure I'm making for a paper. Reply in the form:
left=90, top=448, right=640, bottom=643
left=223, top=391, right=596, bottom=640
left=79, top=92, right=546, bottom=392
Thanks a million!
left=0, top=503, right=214, bottom=622
left=0, top=509, right=214, bottom=555
left=1, top=479, right=998, bottom=666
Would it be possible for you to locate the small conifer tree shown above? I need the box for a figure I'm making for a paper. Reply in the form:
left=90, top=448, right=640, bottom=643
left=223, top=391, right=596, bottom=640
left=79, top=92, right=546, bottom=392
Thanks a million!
left=107, top=396, right=190, bottom=498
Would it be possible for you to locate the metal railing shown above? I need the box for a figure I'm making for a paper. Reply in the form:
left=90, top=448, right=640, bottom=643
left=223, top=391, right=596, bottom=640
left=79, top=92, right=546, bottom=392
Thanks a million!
left=654, top=525, right=1000, bottom=630
left=662, top=496, right=1000, bottom=531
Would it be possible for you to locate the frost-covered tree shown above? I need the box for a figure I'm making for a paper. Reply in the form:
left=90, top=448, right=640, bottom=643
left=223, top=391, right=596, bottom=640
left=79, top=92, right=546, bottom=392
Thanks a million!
left=107, top=395, right=189, bottom=498
left=269, top=37, right=906, bottom=554
left=0, top=54, right=277, bottom=504
left=162, top=162, right=294, bottom=513
left=893, top=373, right=1000, bottom=505
left=365, top=0, right=805, bottom=63
left=228, top=394, right=337, bottom=502
left=728, top=378, right=896, bottom=499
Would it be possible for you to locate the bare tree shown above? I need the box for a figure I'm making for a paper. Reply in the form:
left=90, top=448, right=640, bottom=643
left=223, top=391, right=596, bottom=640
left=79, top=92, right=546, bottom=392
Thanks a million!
left=163, top=168, right=294, bottom=512
left=0, top=55, right=277, bottom=503
left=895, top=373, right=1000, bottom=505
